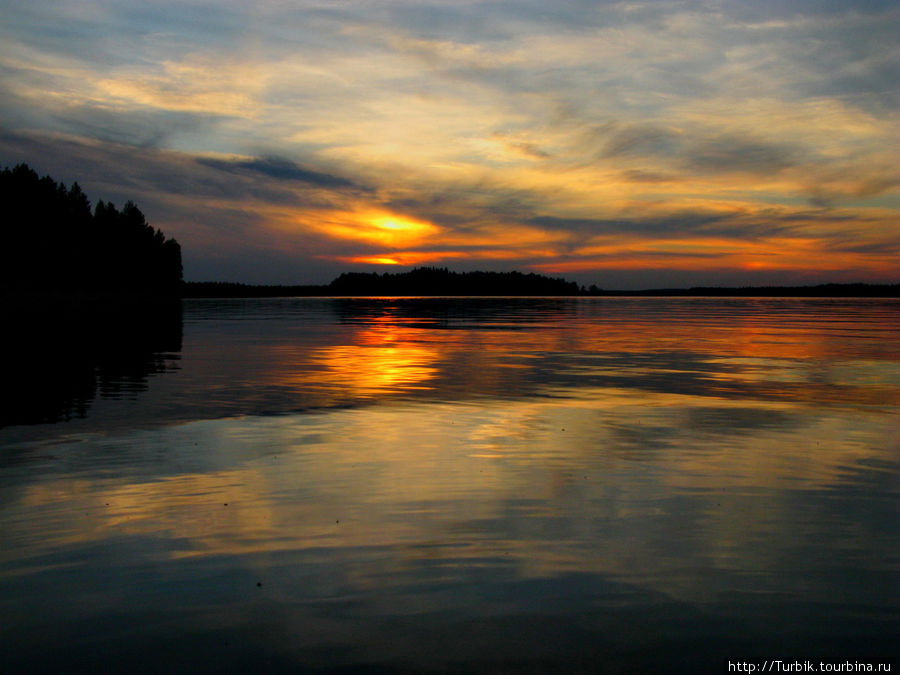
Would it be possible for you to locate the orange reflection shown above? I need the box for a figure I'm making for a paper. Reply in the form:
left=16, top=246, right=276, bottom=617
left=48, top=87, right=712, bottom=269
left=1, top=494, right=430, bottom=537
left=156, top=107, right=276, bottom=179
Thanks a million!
left=308, top=343, right=438, bottom=396
left=270, top=319, right=440, bottom=399
left=253, top=299, right=900, bottom=405
left=5, top=300, right=897, bottom=618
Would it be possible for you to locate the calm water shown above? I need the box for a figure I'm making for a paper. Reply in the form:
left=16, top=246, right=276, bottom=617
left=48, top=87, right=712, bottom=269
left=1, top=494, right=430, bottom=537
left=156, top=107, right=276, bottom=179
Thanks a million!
left=1, top=297, right=897, bottom=673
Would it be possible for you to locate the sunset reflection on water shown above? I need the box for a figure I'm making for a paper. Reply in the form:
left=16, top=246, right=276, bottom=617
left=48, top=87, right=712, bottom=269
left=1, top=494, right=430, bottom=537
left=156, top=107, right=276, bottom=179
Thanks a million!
left=0, top=297, right=897, bottom=672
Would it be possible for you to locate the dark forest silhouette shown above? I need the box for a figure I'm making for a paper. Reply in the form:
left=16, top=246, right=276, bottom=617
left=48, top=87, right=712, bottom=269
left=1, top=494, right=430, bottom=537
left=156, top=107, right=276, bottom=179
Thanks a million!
left=184, top=272, right=900, bottom=298
left=183, top=268, right=581, bottom=297
left=330, top=267, right=581, bottom=295
left=0, top=163, right=184, bottom=427
left=1, top=301, right=182, bottom=427
left=0, top=163, right=182, bottom=296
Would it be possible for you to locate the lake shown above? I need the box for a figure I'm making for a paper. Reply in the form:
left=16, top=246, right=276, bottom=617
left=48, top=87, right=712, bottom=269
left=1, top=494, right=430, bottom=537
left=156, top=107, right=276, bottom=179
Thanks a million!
left=1, top=297, right=897, bottom=673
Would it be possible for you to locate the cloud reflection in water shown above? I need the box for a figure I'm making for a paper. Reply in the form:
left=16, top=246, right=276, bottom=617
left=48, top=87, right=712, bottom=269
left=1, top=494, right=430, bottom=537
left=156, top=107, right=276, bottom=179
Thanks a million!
left=0, top=297, right=897, bottom=671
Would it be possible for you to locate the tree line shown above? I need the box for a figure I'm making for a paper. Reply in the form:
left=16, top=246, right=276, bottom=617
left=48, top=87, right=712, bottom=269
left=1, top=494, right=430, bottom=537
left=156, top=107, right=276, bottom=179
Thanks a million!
left=184, top=273, right=900, bottom=298
left=0, top=163, right=182, bottom=296
left=184, top=268, right=585, bottom=297
left=328, top=267, right=582, bottom=295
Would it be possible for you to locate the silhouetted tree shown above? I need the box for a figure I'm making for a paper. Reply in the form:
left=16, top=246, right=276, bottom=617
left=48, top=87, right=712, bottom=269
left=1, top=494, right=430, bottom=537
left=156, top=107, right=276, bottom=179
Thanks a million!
left=0, top=163, right=182, bottom=296
left=328, top=267, right=581, bottom=296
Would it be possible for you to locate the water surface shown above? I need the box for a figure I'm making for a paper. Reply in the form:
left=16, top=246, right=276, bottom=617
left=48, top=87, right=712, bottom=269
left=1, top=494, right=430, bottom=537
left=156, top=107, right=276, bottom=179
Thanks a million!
left=1, top=298, right=897, bottom=672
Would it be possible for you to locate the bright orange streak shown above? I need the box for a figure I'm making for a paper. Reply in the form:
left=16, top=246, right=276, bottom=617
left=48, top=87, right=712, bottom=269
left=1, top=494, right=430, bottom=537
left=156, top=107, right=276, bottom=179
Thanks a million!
left=316, top=209, right=440, bottom=247
left=257, top=194, right=897, bottom=279
left=351, top=256, right=402, bottom=265
left=531, top=234, right=900, bottom=276
left=333, top=247, right=563, bottom=267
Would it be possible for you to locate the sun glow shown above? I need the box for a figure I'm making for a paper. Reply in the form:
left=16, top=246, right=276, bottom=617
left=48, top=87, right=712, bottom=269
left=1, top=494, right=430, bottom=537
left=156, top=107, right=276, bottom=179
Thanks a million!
left=304, top=209, right=441, bottom=248
left=370, top=215, right=432, bottom=234
left=352, top=256, right=402, bottom=265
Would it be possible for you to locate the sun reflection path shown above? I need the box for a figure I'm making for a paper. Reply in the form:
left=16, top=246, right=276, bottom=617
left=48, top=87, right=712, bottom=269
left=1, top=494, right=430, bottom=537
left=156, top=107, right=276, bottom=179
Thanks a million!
left=274, top=317, right=441, bottom=399
left=310, top=344, right=439, bottom=397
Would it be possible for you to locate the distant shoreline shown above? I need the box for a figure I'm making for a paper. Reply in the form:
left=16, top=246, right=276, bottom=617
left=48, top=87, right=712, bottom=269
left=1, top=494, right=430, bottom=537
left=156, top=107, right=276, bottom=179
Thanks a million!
left=183, top=280, right=900, bottom=298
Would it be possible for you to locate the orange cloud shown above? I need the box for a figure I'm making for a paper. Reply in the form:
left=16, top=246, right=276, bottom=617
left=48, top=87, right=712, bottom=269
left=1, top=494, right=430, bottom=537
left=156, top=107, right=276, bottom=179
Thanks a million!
left=349, top=256, right=403, bottom=265
left=299, top=208, right=441, bottom=248
left=333, top=246, right=566, bottom=268
left=530, top=233, right=900, bottom=277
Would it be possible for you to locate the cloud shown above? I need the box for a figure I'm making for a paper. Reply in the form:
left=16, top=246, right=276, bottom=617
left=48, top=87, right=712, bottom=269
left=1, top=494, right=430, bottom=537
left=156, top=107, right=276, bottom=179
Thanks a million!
left=528, top=213, right=730, bottom=237
left=620, top=170, right=676, bottom=183
left=0, top=0, right=897, bottom=287
left=196, top=156, right=368, bottom=191
left=598, top=124, right=682, bottom=160
left=681, top=134, right=802, bottom=175
left=490, top=133, right=551, bottom=160
left=57, top=105, right=225, bottom=149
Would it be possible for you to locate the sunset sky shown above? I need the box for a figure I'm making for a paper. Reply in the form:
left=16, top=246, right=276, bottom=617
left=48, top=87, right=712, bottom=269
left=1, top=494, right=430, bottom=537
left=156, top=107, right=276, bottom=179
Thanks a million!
left=1, top=0, right=897, bottom=288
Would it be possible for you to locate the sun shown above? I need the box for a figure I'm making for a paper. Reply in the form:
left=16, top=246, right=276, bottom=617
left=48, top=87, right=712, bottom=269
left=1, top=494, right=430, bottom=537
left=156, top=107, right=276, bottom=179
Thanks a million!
left=302, top=208, right=439, bottom=248
left=353, top=256, right=402, bottom=265
left=369, top=214, right=436, bottom=238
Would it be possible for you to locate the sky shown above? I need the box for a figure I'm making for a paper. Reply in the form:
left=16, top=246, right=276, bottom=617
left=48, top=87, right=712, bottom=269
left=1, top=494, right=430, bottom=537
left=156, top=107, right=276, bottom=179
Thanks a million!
left=1, top=0, right=898, bottom=288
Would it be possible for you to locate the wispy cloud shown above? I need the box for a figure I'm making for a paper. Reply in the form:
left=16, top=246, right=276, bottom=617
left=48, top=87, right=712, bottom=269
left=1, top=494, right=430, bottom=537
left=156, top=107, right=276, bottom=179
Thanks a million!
left=0, top=0, right=897, bottom=286
left=196, top=156, right=368, bottom=191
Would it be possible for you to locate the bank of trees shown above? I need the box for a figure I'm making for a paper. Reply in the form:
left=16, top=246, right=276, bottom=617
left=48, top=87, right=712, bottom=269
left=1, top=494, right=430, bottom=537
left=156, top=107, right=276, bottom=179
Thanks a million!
left=329, top=267, right=582, bottom=295
left=0, top=163, right=182, bottom=296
